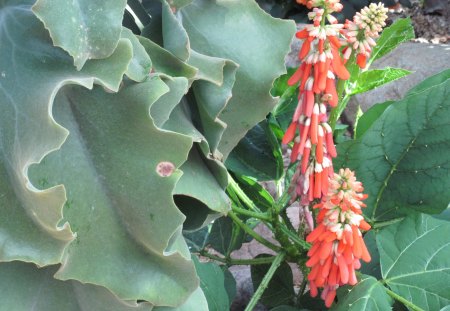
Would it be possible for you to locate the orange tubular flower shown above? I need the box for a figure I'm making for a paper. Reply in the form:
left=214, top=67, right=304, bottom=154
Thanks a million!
left=306, top=168, right=371, bottom=307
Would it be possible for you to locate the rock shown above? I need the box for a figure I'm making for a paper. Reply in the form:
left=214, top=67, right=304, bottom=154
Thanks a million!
left=344, top=41, right=450, bottom=124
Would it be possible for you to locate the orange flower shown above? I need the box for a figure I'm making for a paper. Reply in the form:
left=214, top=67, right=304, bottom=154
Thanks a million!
left=305, top=169, right=371, bottom=307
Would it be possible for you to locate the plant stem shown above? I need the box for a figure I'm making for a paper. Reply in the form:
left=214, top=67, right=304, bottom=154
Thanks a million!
left=372, top=217, right=405, bottom=229
left=199, top=251, right=276, bottom=265
left=245, top=252, right=286, bottom=311
left=232, top=204, right=271, bottom=221
left=276, top=190, right=291, bottom=213
left=385, top=288, right=425, bottom=311
left=295, top=277, right=308, bottom=307
left=279, top=223, right=311, bottom=250
left=228, top=211, right=282, bottom=252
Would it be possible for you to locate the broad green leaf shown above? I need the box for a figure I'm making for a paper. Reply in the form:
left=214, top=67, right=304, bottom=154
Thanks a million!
left=184, top=226, right=210, bottom=252
left=138, top=36, right=197, bottom=79
left=360, top=231, right=382, bottom=280
left=153, top=288, right=209, bottom=311
left=378, top=214, right=450, bottom=310
left=207, top=216, right=246, bottom=256
left=0, top=262, right=153, bottom=311
left=160, top=0, right=190, bottom=61
left=193, top=256, right=231, bottom=311
left=251, top=255, right=295, bottom=308
left=369, top=18, right=415, bottom=65
left=121, top=27, right=152, bottom=82
left=350, top=68, right=411, bottom=95
left=0, top=2, right=136, bottom=266
left=226, top=120, right=284, bottom=181
left=356, top=70, right=450, bottom=139
left=355, top=101, right=395, bottom=139
left=407, top=69, right=450, bottom=96
left=29, top=79, right=199, bottom=306
left=330, top=275, right=392, bottom=310
left=336, top=72, right=450, bottom=221
left=271, top=307, right=310, bottom=311
left=222, top=267, right=237, bottom=305
left=180, top=0, right=296, bottom=158
left=32, top=0, right=127, bottom=69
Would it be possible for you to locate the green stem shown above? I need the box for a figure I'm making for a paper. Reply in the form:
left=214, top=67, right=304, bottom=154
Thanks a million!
left=372, top=217, right=405, bottom=229
left=279, top=223, right=311, bottom=250
left=385, top=288, right=425, bottom=311
left=296, top=277, right=308, bottom=307
left=200, top=251, right=276, bottom=266
left=276, top=190, right=291, bottom=213
left=228, top=174, right=261, bottom=213
left=245, top=252, right=286, bottom=311
left=228, top=211, right=282, bottom=252
left=232, top=204, right=271, bottom=221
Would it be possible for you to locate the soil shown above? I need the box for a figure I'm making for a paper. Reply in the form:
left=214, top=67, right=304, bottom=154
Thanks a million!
left=388, top=0, right=449, bottom=43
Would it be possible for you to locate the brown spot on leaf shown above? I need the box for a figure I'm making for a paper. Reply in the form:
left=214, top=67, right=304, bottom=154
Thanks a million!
left=156, top=161, right=175, bottom=177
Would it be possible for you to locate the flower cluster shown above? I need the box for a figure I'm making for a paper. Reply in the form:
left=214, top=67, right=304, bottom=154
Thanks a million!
left=342, top=3, right=388, bottom=68
left=306, top=169, right=371, bottom=307
left=284, top=0, right=349, bottom=206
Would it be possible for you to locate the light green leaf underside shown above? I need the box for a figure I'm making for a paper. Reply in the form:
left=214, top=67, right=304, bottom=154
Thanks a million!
left=336, top=72, right=450, bottom=221
left=0, top=2, right=133, bottom=266
left=121, top=27, right=152, bottom=82
left=32, top=0, right=127, bottom=70
left=331, top=275, right=392, bottom=311
left=160, top=0, right=190, bottom=61
left=378, top=214, right=450, bottom=310
left=153, top=287, right=208, bottom=311
left=0, top=261, right=153, bottom=311
left=29, top=78, right=199, bottom=306
left=179, top=0, right=296, bottom=158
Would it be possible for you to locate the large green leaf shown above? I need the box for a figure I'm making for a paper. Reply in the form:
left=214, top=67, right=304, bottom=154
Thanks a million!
left=369, top=18, right=415, bottom=65
left=193, top=256, right=231, bottom=311
left=226, top=120, right=284, bottom=181
left=378, top=213, right=450, bottom=310
left=251, top=255, right=295, bottom=308
left=0, top=261, right=153, bottom=311
left=330, top=275, right=392, bottom=310
left=32, top=0, right=127, bottom=69
left=336, top=72, right=450, bottom=221
left=179, top=0, right=296, bottom=158
left=29, top=79, right=199, bottom=306
left=0, top=2, right=139, bottom=266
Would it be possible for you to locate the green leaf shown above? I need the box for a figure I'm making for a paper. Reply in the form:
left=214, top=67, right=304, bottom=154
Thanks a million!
left=235, top=175, right=275, bottom=212
left=121, top=27, right=152, bottom=82
left=330, top=275, right=393, bottom=310
left=0, top=2, right=136, bottom=266
left=32, top=0, right=127, bottom=69
left=29, top=78, right=199, bottom=306
left=407, top=69, right=450, bottom=96
left=360, top=231, right=382, bottom=280
left=350, top=68, right=411, bottom=96
left=184, top=226, right=210, bottom=252
left=179, top=0, right=296, bottom=158
left=226, top=120, right=284, bottom=181
left=354, top=101, right=395, bottom=139
left=0, top=261, right=153, bottom=311
left=193, top=256, right=231, bottom=311
left=378, top=213, right=450, bottom=310
left=251, top=255, right=295, bottom=308
left=336, top=71, right=450, bottom=221
left=160, top=0, right=190, bottom=61
left=222, top=267, right=238, bottom=305
left=207, top=216, right=246, bottom=256
left=369, top=18, right=415, bottom=64
left=153, top=288, right=209, bottom=311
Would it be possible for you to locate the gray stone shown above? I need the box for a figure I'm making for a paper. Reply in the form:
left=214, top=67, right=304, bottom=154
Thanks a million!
left=345, top=42, right=450, bottom=124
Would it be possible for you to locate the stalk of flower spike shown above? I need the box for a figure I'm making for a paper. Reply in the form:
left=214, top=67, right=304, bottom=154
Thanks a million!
left=284, top=0, right=349, bottom=206
left=342, top=3, right=388, bottom=68
left=305, top=168, right=371, bottom=307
